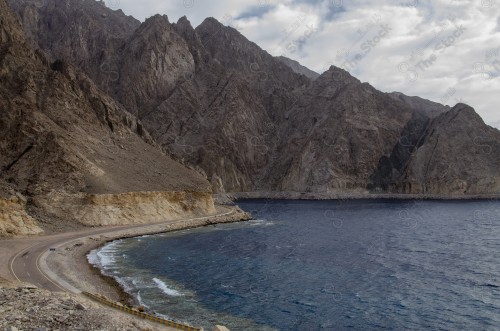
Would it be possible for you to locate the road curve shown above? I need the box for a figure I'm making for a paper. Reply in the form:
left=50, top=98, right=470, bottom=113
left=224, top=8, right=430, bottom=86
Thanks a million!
left=3, top=207, right=235, bottom=293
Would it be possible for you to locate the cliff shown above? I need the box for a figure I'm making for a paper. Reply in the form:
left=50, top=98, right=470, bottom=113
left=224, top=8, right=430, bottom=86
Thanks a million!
left=0, top=0, right=215, bottom=237
left=5, top=0, right=500, bottom=199
left=397, top=104, right=500, bottom=195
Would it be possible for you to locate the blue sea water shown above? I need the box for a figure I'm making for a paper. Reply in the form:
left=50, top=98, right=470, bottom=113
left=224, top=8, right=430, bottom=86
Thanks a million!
left=89, top=199, right=500, bottom=330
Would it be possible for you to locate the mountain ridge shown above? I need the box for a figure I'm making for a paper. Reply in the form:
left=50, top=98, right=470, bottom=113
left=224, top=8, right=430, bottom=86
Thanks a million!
left=5, top=0, right=500, bottom=198
left=0, top=0, right=217, bottom=236
left=275, top=56, right=320, bottom=80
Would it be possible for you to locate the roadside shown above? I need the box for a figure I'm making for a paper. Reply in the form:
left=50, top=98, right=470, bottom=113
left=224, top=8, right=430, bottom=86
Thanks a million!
left=0, top=280, right=177, bottom=330
left=1, top=205, right=251, bottom=331
left=45, top=205, right=250, bottom=302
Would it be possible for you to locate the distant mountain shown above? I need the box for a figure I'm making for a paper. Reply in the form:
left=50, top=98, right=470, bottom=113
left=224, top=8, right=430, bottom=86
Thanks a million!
left=6, top=0, right=500, bottom=197
left=275, top=56, right=320, bottom=80
left=388, top=92, right=449, bottom=118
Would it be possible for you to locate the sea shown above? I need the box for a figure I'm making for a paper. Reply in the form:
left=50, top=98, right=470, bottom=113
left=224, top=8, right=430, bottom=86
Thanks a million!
left=88, top=199, right=500, bottom=330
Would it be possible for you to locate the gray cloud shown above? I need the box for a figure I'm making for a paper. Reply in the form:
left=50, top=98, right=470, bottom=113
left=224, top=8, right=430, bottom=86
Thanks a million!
left=236, top=5, right=276, bottom=20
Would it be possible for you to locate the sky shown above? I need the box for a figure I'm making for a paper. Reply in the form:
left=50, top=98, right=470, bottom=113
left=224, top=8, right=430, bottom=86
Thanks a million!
left=103, top=0, right=500, bottom=128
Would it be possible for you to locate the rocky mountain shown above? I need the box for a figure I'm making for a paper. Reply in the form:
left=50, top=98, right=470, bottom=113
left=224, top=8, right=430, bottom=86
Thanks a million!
left=0, top=0, right=215, bottom=236
left=276, top=56, right=320, bottom=80
left=397, top=104, right=500, bottom=194
left=388, top=92, right=449, bottom=118
left=5, top=0, right=500, bottom=198
left=264, top=66, right=416, bottom=193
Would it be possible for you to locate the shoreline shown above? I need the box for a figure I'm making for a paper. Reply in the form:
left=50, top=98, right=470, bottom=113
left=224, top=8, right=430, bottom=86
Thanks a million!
left=227, top=191, right=500, bottom=200
left=45, top=205, right=252, bottom=309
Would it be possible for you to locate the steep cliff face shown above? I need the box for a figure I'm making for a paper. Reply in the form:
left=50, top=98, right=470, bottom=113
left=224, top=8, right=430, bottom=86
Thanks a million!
left=141, top=16, right=310, bottom=192
left=0, top=0, right=214, bottom=236
left=266, top=67, right=414, bottom=193
left=7, top=0, right=139, bottom=96
left=397, top=104, right=500, bottom=195
left=7, top=1, right=309, bottom=193
left=117, top=14, right=195, bottom=117
left=6, top=0, right=500, bottom=197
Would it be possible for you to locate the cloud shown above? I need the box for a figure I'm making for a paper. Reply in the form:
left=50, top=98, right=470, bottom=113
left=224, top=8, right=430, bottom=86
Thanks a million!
left=236, top=5, right=275, bottom=20
left=105, top=0, right=500, bottom=127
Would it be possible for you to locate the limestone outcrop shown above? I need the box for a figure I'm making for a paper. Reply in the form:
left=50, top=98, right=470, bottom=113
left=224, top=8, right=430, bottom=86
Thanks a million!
left=0, top=196, right=43, bottom=237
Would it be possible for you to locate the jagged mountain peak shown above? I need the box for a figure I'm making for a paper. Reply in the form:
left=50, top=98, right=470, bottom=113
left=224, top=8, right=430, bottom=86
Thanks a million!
left=0, top=0, right=211, bottom=196
left=198, top=17, right=224, bottom=29
left=143, top=13, right=170, bottom=25
left=324, top=65, right=359, bottom=81
left=435, top=103, right=487, bottom=129
left=174, top=15, right=197, bottom=36
left=399, top=102, right=500, bottom=195
left=194, top=15, right=309, bottom=90
left=196, top=16, right=259, bottom=51
left=176, top=15, right=191, bottom=26
left=6, top=0, right=499, bottom=197
left=307, top=65, right=362, bottom=97
left=449, top=102, right=479, bottom=115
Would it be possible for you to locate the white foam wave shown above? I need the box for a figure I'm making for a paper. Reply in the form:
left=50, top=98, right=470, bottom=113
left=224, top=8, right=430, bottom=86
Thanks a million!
left=136, top=291, right=150, bottom=308
left=87, top=240, right=122, bottom=269
left=249, top=219, right=274, bottom=226
left=153, top=278, right=183, bottom=297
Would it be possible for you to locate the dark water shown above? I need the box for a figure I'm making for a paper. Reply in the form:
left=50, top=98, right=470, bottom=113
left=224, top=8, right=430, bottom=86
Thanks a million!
left=89, top=199, right=500, bottom=330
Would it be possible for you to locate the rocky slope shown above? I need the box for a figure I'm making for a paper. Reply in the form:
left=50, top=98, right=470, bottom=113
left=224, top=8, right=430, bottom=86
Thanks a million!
left=265, top=66, right=415, bottom=192
left=0, top=196, right=43, bottom=236
left=388, top=92, right=449, bottom=118
left=397, top=104, right=500, bottom=194
left=276, top=56, right=320, bottom=80
left=5, top=0, right=500, bottom=197
left=0, top=281, right=170, bottom=331
left=0, top=0, right=215, bottom=237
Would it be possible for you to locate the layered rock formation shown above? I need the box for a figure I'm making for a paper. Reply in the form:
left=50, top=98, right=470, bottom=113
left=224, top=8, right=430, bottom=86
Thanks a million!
left=397, top=104, right=500, bottom=194
left=0, top=0, right=214, bottom=236
left=264, top=66, right=415, bottom=192
left=35, top=191, right=216, bottom=227
left=0, top=196, right=43, bottom=236
left=5, top=0, right=500, bottom=198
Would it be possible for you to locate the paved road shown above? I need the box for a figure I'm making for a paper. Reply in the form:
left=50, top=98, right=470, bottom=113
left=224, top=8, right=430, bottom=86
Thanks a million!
left=7, top=225, right=149, bottom=291
left=2, top=207, right=234, bottom=292
left=0, top=208, right=237, bottom=331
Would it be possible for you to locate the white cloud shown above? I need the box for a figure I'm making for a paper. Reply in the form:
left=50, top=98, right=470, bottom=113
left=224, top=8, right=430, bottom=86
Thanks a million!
left=105, top=0, right=500, bottom=127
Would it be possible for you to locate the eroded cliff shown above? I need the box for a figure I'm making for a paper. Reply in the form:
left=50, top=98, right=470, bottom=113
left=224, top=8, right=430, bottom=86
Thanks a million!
left=5, top=0, right=500, bottom=199
left=0, top=0, right=215, bottom=237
